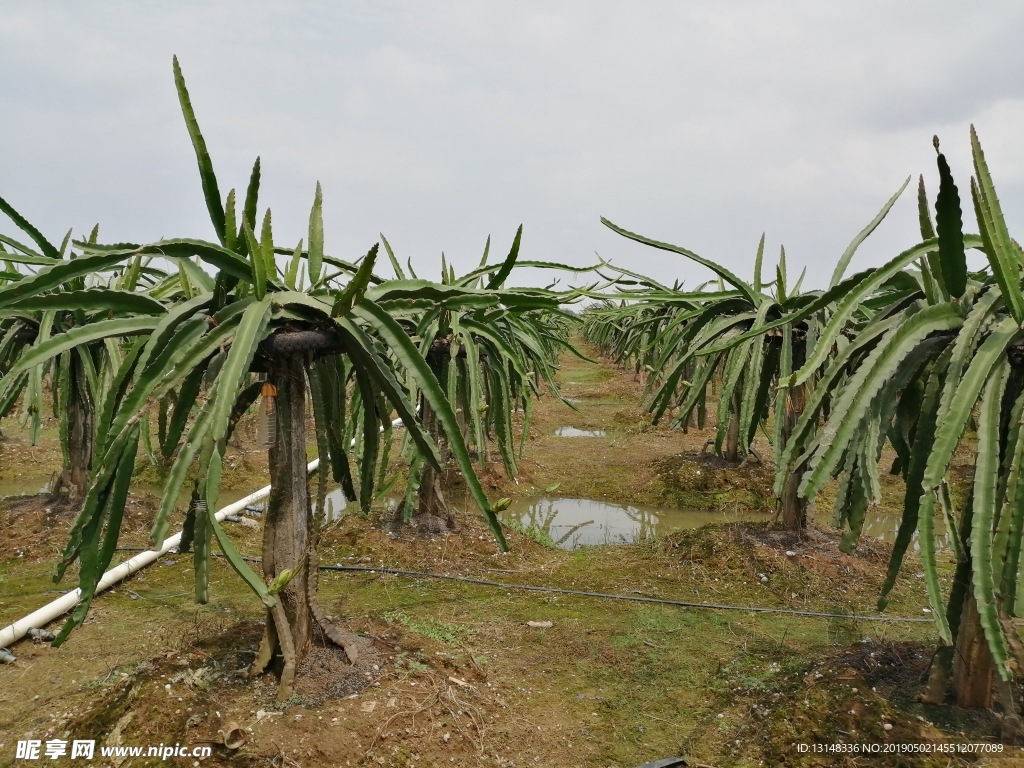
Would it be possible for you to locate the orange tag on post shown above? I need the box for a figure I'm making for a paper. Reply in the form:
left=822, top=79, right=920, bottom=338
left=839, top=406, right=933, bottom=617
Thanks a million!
left=259, top=382, right=278, bottom=447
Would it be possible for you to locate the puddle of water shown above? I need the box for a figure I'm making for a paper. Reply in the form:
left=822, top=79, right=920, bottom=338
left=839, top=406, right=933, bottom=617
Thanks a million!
left=0, top=477, right=53, bottom=498
left=501, top=496, right=951, bottom=552
left=500, top=497, right=759, bottom=549
left=555, top=427, right=606, bottom=438
left=2, top=475, right=945, bottom=552
left=320, top=486, right=348, bottom=521
left=194, top=484, right=348, bottom=523
left=843, top=509, right=951, bottom=552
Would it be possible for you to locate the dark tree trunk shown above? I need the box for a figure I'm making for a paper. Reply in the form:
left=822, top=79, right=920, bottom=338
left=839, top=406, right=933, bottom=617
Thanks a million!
left=249, top=353, right=360, bottom=700
left=408, top=400, right=454, bottom=537
left=779, top=382, right=808, bottom=535
left=250, top=361, right=314, bottom=699
left=778, top=330, right=809, bottom=535
left=723, top=390, right=743, bottom=463
left=408, top=341, right=455, bottom=532
left=951, top=593, right=995, bottom=708
left=66, top=390, right=92, bottom=501
left=58, top=357, right=92, bottom=502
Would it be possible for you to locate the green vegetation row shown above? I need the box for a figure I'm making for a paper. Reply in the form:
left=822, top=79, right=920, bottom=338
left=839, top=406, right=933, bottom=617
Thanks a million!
left=0, top=57, right=590, bottom=700
left=3, top=54, right=1022, bottom=716
left=582, top=133, right=1024, bottom=711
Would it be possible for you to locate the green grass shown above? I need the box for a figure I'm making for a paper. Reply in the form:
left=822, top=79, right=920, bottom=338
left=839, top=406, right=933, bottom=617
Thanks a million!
left=383, top=609, right=472, bottom=645
left=502, top=519, right=558, bottom=548
left=329, top=530, right=946, bottom=766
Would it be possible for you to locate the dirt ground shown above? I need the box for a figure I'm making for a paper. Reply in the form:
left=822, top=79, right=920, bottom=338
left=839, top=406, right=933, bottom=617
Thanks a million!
left=1, top=341, right=1022, bottom=767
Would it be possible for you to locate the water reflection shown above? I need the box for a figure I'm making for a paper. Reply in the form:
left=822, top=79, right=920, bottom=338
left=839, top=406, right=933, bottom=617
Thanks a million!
left=0, top=473, right=951, bottom=552
left=554, top=427, right=606, bottom=437
left=851, top=510, right=951, bottom=552
left=321, top=486, right=348, bottom=522
left=243, top=485, right=349, bottom=522
left=500, top=497, right=762, bottom=549
left=500, top=497, right=954, bottom=552
left=0, top=478, right=52, bottom=498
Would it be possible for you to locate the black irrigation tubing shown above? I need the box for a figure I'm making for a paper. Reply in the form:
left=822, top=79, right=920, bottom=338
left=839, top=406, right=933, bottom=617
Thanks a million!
left=315, top=564, right=937, bottom=623
left=119, top=547, right=1024, bottom=626
left=170, top=549, right=932, bottom=624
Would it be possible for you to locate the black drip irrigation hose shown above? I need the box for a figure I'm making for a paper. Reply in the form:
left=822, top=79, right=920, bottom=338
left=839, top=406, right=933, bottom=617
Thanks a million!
left=162, top=549, right=932, bottom=624
left=313, top=563, right=936, bottom=623
left=117, top=546, right=1007, bottom=625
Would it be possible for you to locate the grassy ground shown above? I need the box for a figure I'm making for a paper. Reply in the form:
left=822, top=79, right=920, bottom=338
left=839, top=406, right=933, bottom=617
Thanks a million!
left=0, top=341, right=1020, bottom=767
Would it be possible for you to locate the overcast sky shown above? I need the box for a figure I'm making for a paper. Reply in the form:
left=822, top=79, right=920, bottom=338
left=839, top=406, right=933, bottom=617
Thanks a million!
left=3, top=1, right=1023, bottom=292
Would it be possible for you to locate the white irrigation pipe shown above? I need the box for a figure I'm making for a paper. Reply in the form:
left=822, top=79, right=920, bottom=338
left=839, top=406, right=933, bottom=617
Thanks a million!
left=0, top=414, right=409, bottom=653
left=0, top=459, right=316, bottom=651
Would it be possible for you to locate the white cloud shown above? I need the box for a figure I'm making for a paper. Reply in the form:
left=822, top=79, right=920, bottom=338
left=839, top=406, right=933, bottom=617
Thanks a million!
left=2, top=0, right=1023, bottom=288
